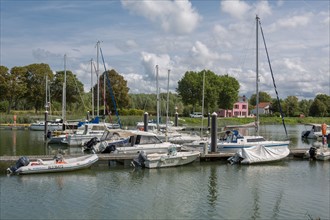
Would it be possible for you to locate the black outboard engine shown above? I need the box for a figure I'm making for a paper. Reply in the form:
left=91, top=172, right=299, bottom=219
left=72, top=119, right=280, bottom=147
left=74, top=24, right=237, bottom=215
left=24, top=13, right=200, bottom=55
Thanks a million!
left=102, top=145, right=116, bottom=154
left=84, top=137, right=99, bottom=150
left=309, top=146, right=317, bottom=160
left=132, top=151, right=147, bottom=167
left=302, top=131, right=310, bottom=138
left=7, top=156, right=30, bottom=174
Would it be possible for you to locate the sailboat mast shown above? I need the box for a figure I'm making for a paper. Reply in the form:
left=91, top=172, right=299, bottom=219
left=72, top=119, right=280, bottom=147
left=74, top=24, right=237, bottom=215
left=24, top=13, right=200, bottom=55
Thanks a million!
left=156, top=65, right=159, bottom=131
left=256, top=15, right=259, bottom=135
left=96, top=41, right=100, bottom=117
left=201, top=70, right=205, bottom=138
left=62, top=54, right=67, bottom=122
left=45, top=74, right=48, bottom=110
left=166, top=69, right=170, bottom=142
left=91, top=59, right=94, bottom=119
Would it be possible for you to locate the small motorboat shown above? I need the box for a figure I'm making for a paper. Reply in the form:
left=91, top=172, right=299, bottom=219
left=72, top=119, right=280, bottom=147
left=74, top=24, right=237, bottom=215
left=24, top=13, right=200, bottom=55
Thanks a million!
left=7, top=154, right=99, bottom=175
left=228, top=144, right=290, bottom=164
left=132, top=147, right=200, bottom=169
left=304, top=142, right=330, bottom=161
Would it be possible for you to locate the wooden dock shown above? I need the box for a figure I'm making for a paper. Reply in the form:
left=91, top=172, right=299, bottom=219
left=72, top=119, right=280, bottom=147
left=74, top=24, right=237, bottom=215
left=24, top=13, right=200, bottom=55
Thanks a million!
left=0, top=149, right=309, bottom=167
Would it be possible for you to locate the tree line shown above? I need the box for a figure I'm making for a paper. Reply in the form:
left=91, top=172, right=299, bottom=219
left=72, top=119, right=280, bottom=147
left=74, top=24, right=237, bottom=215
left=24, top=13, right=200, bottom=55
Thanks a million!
left=1, top=64, right=329, bottom=117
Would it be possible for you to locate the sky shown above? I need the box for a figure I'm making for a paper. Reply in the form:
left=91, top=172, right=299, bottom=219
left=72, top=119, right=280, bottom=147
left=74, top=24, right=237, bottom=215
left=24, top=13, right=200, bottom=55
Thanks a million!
left=1, top=0, right=329, bottom=101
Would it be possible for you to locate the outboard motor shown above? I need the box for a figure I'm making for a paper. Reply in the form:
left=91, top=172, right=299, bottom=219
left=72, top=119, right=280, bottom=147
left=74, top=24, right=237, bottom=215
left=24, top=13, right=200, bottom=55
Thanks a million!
left=302, top=131, right=310, bottom=138
left=309, top=146, right=317, bottom=160
left=102, top=145, right=116, bottom=154
left=83, top=137, right=99, bottom=150
left=132, top=151, right=147, bottom=167
left=7, top=156, right=30, bottom=174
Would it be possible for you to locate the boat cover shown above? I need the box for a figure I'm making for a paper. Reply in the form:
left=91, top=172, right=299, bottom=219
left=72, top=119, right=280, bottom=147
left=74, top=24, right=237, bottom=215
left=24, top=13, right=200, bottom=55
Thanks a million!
left=228, top=145, right=290, bottom=164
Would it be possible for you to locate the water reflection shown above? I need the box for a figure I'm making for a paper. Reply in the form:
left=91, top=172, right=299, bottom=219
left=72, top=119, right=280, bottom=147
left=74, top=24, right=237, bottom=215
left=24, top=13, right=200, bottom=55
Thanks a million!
left=12, top=130, right=16, bottom=155
left=207, top=166, right=218, bottom=207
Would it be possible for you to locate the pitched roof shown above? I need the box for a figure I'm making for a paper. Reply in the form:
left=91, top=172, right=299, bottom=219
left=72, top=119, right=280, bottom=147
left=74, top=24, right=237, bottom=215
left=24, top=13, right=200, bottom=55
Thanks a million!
left=257, top=102, right=270, bottom=108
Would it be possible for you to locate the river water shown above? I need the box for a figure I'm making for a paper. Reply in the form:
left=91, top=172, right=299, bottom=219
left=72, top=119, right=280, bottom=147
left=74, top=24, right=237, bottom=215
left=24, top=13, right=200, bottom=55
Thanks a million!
left=0, top=125, right=329, bottom=220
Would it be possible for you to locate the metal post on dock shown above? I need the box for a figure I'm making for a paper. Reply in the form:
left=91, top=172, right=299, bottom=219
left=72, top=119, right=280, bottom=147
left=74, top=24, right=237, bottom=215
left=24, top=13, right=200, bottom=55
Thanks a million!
left=175, top=112, right=178, bottom=127
left=210, top=112, right=217, bottom=152
left=207, top=113, right=210, bottom=128
left=144, top=112, right=148, bottom=132
left=44, top=110, right=48, bottom=141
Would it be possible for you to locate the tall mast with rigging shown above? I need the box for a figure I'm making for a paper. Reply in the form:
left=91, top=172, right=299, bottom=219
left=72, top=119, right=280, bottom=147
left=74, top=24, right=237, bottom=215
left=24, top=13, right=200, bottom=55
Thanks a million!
left=256, top=15, right=260, bottom=135
left=62, top=54, right=67, bottom=122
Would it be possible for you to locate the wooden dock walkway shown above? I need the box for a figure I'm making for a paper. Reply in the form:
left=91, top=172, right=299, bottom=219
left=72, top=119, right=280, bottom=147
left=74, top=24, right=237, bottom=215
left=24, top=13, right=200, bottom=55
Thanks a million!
left=0, top=149, right=309, bottom=166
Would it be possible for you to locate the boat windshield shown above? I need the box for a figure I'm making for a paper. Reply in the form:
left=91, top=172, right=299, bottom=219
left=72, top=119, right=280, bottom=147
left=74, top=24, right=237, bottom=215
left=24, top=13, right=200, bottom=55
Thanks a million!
left=136, top=135, right=162, bottom=144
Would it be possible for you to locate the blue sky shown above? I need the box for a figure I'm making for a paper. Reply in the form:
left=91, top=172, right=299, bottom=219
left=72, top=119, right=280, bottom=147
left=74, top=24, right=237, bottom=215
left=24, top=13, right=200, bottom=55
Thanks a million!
left=1, top=0, right=329, bottom=101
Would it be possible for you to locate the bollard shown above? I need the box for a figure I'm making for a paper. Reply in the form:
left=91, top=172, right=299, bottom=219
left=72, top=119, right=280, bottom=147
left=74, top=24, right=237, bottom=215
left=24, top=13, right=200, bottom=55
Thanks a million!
left=203, top=142, right=208, bottom=156
left=144, top=112, right=148, bottom=132
left=210, top=112, right=217, bottom=152
left=175, top=112, right=178, bottom=127
left=44, top=111, right=48, bottom=141
left=13, top=115, right=17, bottom=127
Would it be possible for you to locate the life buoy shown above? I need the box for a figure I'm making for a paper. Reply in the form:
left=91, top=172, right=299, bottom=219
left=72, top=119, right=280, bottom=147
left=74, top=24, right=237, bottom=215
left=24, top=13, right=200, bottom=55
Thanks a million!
left=321, top=123, right=327, bottom=136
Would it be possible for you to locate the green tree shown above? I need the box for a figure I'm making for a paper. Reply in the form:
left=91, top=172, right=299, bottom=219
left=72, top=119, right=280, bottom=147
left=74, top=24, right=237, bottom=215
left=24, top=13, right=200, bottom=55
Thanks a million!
left=298, top=99, right=313, bottom=116
left=0, top=66, right=9, bottom=101
left=177, top=71, right=201, bottom=109
left=283, top=96, right=299, bottom=117
left=309, top=94, right=330, bottom=117
left=25, top=63, right=54, bottom=113
left=6, top=66, right=28, bottom=113
left=249, top=91, right=272, bottom=106
left=217, top=74, right=240, bottom=110
left=0, top=66, right=10, bottom=112
left=51, top=70, right=85, bottom=113
left=98, top=69, right=130, bottom=113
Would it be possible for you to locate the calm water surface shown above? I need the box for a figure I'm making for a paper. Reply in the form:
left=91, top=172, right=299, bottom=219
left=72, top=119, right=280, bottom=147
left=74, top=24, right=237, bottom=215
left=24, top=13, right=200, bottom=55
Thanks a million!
left=0, top=125, right=329, bottom=220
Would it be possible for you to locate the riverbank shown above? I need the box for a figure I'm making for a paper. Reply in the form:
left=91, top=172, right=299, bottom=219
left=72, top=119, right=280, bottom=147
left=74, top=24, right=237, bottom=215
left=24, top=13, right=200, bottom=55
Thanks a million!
left=1, top=113, right=329, bottom=128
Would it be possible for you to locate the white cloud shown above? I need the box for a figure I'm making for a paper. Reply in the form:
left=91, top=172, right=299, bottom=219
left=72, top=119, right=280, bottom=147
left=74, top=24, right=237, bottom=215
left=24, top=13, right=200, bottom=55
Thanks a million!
left=254, top=1, right=272, bottom=18
left=275, top=13, right=312, bottom=28
left=121, top=0, right=201, bottom=34
left=140, top=52, right=172, bottom=80
left=221, top=0, right=251, bottom=20
left=283, top=58, right=307, bottom=72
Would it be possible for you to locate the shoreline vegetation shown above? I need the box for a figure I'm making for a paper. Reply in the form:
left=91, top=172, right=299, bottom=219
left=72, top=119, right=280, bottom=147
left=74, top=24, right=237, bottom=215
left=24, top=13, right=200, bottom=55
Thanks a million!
left=1, top=113, right=329, bottom=128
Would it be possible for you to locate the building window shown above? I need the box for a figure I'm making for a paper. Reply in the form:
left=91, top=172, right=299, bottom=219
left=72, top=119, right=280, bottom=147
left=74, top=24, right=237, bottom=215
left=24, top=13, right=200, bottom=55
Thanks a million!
left=242, top=104, right=247, bottom=109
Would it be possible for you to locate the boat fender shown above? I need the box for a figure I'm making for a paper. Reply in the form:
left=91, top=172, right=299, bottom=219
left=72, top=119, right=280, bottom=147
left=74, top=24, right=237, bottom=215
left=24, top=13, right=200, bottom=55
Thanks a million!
left=47, top=130, right=52, bottom=138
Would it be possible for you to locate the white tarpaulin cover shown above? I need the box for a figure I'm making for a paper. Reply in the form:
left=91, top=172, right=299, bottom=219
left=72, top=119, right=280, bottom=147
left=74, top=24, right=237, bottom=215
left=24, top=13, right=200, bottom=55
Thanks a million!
left=228, top=145, right=290, bottom=164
